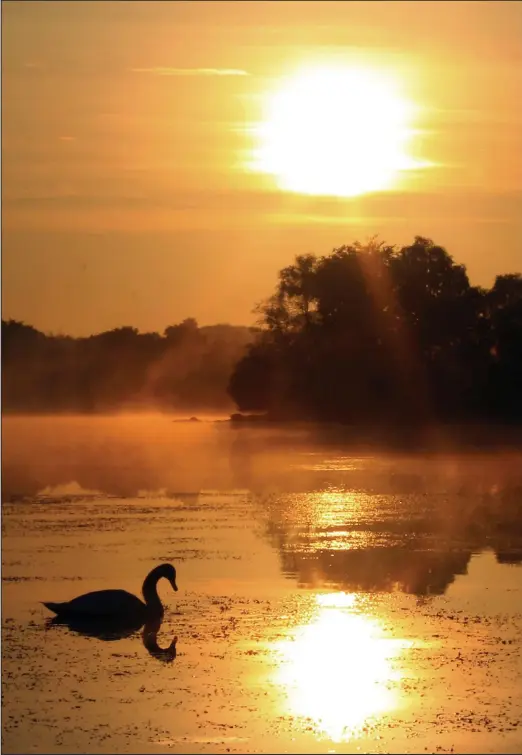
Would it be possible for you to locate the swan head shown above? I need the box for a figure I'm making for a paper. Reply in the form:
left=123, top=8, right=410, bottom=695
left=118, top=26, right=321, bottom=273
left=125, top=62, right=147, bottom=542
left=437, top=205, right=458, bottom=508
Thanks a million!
left=156, top=562, right=178, bottom=592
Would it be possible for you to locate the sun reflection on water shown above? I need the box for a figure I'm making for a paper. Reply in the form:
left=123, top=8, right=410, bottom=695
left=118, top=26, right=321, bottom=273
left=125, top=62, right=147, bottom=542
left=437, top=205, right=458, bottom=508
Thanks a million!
left=274, top=593, right=411, bottom=741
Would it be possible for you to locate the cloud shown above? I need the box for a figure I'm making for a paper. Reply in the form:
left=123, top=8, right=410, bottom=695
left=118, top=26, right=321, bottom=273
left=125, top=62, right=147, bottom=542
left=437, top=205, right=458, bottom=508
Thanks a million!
left=132, top=66, right=249, bottom=77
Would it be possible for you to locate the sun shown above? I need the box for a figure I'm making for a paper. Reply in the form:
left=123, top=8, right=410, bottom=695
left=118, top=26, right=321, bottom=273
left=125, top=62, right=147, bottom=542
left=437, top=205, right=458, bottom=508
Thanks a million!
left=252, top=65, right=423, bottom=198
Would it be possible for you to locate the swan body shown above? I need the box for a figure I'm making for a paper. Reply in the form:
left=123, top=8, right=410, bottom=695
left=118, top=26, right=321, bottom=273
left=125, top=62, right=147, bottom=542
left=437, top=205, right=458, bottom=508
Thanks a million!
left=43, top=563, right=178, bottom=620
left=44, top=590, right=147, bottom=618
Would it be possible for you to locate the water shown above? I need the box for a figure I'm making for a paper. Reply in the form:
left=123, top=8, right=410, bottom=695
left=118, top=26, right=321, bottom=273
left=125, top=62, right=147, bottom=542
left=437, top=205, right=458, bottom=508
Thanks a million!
left=2, top=416, right=522, bottom=753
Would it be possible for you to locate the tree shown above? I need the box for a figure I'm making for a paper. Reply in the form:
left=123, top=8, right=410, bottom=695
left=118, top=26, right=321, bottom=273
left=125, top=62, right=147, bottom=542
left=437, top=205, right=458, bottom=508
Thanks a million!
left=485, top=274, right=522, bottom=418
left=227, top=235, right=522, bottom=425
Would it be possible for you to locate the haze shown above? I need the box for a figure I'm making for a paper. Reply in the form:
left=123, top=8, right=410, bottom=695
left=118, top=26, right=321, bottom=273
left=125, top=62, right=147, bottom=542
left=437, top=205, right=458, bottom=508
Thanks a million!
left=2, top=0, right=522, bottom=336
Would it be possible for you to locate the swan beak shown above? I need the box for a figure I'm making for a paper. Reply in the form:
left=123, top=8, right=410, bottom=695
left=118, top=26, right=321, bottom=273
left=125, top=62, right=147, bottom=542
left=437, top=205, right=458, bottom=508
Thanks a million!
left=171, top=579, right=178, bottom=592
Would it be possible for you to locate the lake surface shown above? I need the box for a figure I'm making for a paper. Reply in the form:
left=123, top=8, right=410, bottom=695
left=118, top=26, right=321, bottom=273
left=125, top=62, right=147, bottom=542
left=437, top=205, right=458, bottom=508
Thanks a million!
left=2, top=416, right=522, bottom=754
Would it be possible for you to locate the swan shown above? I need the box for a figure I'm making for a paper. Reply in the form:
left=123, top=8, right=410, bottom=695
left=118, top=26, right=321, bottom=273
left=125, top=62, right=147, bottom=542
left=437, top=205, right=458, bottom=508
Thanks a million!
left=42, top=563, right=178, bottom=619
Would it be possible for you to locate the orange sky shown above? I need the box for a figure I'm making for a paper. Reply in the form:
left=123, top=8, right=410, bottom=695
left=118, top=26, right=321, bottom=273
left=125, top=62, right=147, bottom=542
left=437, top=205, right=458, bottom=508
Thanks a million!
left=2, top=0, right=522, bottom=336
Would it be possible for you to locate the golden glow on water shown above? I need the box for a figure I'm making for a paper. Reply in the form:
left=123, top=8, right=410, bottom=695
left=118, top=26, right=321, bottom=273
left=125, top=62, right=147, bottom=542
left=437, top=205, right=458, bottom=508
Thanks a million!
left=252, top=66, right=429, bottom=198
left=312, top=489, right=367, bottom=528
left=273, top=489, right=373, bottom=545
left=316, top=591, right=357, bottom=609
left=275, top=593, right=411, bottom=741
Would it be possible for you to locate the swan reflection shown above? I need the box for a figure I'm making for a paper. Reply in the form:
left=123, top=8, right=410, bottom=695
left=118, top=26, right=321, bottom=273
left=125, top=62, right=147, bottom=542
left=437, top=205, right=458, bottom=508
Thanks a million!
left=47, top=613, right=177, bottom=662
left=274, top=592, right=411, bottom=741
left=142, top=615, right=177, bottom=662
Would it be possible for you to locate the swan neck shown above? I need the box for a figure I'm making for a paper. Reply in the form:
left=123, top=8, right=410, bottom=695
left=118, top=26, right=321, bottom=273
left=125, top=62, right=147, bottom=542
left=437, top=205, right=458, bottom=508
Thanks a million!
left=142, top=572, right=163, bottom=612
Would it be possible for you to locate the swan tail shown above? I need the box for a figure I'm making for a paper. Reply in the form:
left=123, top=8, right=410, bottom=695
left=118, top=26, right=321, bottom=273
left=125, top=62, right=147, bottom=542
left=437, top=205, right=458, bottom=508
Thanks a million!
left=42, top=601, right=66, bottom=615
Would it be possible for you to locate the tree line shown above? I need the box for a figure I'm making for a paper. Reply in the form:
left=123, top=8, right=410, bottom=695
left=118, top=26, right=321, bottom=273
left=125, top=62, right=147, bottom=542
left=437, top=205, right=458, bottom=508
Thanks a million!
left=2, top=318, right=253, bottom=413
left=3, top=235, right=521, bottom=423
left=228, top=236, right=522, bottom=425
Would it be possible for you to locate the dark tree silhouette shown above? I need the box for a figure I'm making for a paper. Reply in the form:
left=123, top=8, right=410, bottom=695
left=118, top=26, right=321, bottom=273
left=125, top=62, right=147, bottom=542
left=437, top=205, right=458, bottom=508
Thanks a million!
left=1, top=318, right=253, bottom=413
left=228, top=236, right=522, bottom=426
left=3, top=235, right=520, bottom=424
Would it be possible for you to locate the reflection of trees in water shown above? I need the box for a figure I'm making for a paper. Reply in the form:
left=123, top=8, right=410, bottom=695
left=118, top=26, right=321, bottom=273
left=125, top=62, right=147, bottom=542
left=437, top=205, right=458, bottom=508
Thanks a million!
left=495, top=550, right=522, bottom=565
left=279, top=545, right=472, bottom=596
left=254, top=479, right=522, bottom=596
left=4, top=415, right=522, bottom=594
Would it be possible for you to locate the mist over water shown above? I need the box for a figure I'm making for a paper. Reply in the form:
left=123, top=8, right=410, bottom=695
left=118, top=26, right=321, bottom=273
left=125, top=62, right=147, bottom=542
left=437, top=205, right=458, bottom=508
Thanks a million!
left=4, top=413, right=522, bottom=499
left=3, top=415, right=522, bottom=753
left=4, top=415, right=522, bottom=586
left=1, top=414, right=318, bottom=500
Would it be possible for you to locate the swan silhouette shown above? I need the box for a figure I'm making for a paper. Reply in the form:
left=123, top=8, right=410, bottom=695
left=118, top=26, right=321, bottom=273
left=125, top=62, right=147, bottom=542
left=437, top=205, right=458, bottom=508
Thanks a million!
left=42, top=563, right=178, bottom=621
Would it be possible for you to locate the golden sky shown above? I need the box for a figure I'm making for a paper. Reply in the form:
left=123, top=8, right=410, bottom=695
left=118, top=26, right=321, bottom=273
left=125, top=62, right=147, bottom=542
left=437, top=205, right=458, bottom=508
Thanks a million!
left=2, top=0, right=522, bottom=336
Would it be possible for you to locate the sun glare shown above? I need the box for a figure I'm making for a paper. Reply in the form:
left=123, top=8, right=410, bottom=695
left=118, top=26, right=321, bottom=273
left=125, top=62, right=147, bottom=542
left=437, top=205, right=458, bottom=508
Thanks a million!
left=274, top=594, right=411, bottom=741
left=253, top=65, right=424, bottom=197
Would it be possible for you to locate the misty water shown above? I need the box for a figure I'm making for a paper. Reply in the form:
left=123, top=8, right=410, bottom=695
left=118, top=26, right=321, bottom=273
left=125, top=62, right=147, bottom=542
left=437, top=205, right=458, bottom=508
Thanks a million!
left=3, top=415, right=522, bottom=754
